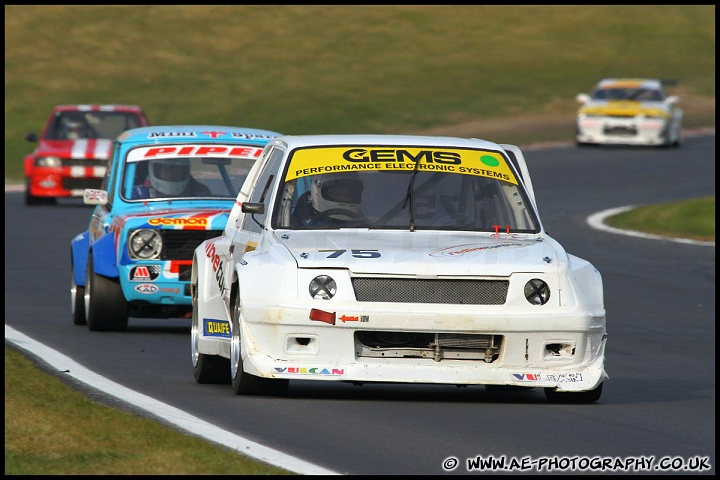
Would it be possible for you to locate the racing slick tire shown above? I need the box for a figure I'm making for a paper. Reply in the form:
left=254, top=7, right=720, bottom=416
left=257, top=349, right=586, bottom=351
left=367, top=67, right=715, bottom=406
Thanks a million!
left=85, top=253, right=128, bottom=332
left=71, top=254, right=87, bottom=326
left=191, top=282, right=230, bottom=384
left=230, top=284, right=289, bottom=396
left=544, top=382, right=602, bottom=404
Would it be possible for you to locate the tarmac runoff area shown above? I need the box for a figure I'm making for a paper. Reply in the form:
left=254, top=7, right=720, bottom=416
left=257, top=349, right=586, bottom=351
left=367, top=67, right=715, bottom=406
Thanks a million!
left=4, top=131, right=714, bottom=473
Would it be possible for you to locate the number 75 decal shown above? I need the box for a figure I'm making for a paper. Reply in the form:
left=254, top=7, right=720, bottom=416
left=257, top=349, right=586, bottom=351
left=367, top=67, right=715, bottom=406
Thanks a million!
left=319, top=249, right=381, bottom=259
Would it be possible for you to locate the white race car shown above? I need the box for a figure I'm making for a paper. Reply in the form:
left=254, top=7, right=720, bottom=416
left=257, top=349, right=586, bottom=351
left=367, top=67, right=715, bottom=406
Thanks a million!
left=575, top=78, right=683, bottom=147
left=191, top=134, right=608, bottom=402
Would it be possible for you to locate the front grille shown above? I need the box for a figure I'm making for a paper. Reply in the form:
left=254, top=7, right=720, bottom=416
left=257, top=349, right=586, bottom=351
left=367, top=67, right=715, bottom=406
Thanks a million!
left=62, top=177, right=103, bottom=190
left=160, top=230, right=223, bottom=260
left=61, top=159, right=107, bottom=167
left=351, top=278, right=508, bottom=305
left=178, top=264, right=192, bottom=281
left=355, top=331, right=503, bottom=362
left=603, top=126, right=637, bottom=136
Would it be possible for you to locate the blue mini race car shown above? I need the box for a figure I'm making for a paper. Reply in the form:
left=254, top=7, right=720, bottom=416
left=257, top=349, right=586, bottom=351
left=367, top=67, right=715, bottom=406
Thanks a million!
left=70, top=125, right=281, bottom=331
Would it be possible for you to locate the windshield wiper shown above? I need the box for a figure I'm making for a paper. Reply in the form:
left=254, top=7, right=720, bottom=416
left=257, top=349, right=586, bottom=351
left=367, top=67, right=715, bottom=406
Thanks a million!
left=402, top=158, right=422, bottom=232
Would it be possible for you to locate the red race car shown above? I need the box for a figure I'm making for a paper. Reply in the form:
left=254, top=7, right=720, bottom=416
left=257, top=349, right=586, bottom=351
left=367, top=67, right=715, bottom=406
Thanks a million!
left=24, top=104, right=150, bottom=205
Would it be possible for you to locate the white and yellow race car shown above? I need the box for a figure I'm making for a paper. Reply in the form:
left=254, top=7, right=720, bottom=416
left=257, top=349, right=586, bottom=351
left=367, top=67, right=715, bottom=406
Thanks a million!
left=575, top=78, right=683, bottom=147
left=190, top=134, right=608, bottom=403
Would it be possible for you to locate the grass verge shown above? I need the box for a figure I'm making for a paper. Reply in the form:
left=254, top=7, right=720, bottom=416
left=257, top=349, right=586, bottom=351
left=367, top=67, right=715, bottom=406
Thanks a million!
left=604, top=196, right=715, bottom=242
left=4, top=347, right=293, bottom=475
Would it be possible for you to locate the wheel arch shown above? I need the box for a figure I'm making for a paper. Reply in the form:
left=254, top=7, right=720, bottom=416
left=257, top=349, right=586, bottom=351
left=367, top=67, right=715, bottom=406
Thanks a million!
left=71, top=231, right=90, bottom=287
left=91, top=233, right=120, bottom=278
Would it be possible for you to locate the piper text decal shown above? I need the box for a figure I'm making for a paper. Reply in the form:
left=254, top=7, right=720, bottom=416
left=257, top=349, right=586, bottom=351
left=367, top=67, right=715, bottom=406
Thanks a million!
left=127, top=144, right=264, bottom=162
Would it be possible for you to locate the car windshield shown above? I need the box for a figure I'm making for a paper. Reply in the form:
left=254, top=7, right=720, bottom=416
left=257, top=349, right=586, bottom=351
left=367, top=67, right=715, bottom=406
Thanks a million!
left=47, top=111, right=144, bottom=140
left=592, top=87, right=663, bottom=102
left=121, top=144, right=261, bottom=201
left=272, top=145, right=540, bottom=233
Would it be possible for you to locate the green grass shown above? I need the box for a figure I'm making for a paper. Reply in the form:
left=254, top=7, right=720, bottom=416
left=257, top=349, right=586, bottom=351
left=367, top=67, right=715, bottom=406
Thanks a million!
left=4, top=347, right=294, bottom=475
left=604, top=196, right=715, bottom=242
left=4, top=5, right=716, bottom=475
left=4, top=5, right=715, bottom=181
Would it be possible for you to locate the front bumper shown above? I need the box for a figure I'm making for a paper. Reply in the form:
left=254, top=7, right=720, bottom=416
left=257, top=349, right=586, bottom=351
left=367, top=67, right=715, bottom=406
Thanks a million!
left=119, top=260, right=193, bottom=305
left=576, top=116, right=668, bottom=145
left=27, top=165, right=105, bottom=198
left=234, top=303, right=608, bottom=393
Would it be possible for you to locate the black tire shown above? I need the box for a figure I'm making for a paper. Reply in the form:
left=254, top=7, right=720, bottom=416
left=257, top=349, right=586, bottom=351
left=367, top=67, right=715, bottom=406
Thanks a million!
left=71, top=253, right=87, bottom=326
left=191, top=280, right=230, bottom=384
left=85, top=253, right=128, bottom=332
left=544, top=382, right=602, bottom=404
left=230, top=285, right=288, bottom=396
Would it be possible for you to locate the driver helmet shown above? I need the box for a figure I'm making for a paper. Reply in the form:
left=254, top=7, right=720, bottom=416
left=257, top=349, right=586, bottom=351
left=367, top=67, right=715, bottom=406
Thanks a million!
left=148, top=158, right=191, bottom=196
left=63, top=119, right=85, bottom=140
left=310, top=172, right=363, bottom=219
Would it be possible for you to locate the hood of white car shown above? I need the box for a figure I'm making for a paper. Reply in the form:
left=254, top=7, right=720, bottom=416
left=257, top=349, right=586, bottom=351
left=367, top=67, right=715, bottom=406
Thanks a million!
left=275, top=230, right=564, bottom=277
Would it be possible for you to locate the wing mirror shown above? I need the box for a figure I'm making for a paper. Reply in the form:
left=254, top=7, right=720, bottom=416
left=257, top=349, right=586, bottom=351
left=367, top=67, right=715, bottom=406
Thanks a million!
left=576, top=93, right=591, bottom=104
left=241, top=202, right=265, bottom=229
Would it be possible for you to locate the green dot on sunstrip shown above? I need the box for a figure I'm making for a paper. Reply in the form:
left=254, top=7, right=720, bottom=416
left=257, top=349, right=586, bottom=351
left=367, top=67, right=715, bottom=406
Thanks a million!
left=480, top=155, right=499, bottom=167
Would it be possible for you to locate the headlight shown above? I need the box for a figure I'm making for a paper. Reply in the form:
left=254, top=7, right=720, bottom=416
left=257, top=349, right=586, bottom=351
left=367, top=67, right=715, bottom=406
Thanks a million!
left=524, top=279, right=550, bottom=305
left=309, top=275, right=337, bottom=300
left=128, top=229, right=162, bottom=260
left=36, top=156, right=62, bottom=167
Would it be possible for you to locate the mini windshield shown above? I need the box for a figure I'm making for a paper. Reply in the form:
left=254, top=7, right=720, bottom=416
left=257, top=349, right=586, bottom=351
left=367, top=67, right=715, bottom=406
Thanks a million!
left=121, top=144, right=262, bottom=201
left=48, top=111, right=144, bottom=140
left=592, top=87, right=664, bottom=102
left=272, top=145, right=540, bottom=232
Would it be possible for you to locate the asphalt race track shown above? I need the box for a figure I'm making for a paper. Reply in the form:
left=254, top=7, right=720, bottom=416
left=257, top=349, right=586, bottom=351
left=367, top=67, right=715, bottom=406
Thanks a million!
left=5, top=133, right=715, bottom=475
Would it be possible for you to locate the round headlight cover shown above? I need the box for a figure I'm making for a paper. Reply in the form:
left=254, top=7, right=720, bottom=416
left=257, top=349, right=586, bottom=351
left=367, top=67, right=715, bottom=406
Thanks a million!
left=128, top=229, right=162, bottom=260
left=309, top=275, right=337, bottom=300
left=524, top=278, right=550, bottom=305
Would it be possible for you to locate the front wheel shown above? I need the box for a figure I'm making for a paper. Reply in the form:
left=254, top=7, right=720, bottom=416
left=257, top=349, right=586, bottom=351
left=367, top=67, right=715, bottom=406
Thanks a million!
left=191, top=280, right=230, bottom=384
left=230, top=285, right=288, bottom=396
left=85, top=253, right=128, bottom=332
left=544, top=382, right=602, bottom=404
left=71, top=253, right=87, bottom=325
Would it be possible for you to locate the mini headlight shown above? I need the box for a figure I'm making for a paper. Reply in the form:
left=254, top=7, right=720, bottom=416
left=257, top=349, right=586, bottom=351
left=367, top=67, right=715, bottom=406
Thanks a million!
left=309, top=275, right=337, bottom=300
left=36, top=156, right=62, bottom=167
left=524, top=279, right=550, bottom=305
left=128, top=229, right=162, bottom=260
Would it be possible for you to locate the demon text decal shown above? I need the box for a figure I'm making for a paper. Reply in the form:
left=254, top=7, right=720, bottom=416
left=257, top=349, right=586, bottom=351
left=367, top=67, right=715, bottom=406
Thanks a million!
left=149, top=217, right=208, bottom=226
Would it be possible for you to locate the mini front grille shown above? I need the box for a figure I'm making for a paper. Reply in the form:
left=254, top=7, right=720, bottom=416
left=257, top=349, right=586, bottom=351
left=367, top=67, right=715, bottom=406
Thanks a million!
left=160, top=230, right=223, bottom=260
left=62, top=177, right=103, bottom=190
left=61, top=159, right=107, bottom=167
left=178, top=264, right=192, bottom=281
left=351, top=278, right=508, bottom=305
left=603, top=126, right=637, bottom=136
